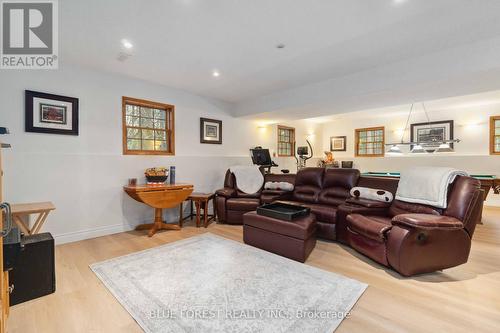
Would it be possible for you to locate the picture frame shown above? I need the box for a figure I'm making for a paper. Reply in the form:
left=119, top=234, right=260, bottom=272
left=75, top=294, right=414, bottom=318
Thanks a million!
left=200, top=117, right=222, bottom=144
left=410, top=120, right=454, bottom=152
left=330, top=136, right=346, bottom=151
left=25, top=90, right=79, bottom=135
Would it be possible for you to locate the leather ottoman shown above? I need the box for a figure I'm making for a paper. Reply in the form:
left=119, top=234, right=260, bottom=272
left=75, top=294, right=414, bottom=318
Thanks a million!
left=243, top=211, right=317, bottom=263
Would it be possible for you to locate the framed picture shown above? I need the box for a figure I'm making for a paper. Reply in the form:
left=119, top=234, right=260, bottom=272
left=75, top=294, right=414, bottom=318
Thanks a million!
left=410, top=120, right=453, bottom=152
left=25, top=90, right=79, bottom=135
left=330, top=136, right=346, bottom=151
left=200, top=118, right=222, bottom=144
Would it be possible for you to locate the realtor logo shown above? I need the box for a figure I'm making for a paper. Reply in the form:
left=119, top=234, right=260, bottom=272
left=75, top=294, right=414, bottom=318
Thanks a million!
left=1, top=0, right=58, bottom=69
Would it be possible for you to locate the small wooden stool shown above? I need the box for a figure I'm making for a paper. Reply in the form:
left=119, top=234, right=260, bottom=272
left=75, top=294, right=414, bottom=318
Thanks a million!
left=180, top=193, right=216, bottom=228
left=11, top=202, right=56, bottom=235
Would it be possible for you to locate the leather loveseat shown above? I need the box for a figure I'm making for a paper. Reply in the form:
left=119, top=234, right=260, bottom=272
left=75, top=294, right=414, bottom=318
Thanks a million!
left=215, top=167, right=484, bottom=276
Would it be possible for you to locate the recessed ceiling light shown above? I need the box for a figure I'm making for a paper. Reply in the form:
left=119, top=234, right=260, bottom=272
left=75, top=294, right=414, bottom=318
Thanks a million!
left=393, top=0, right=408, bottom=5
left=276, top=43, right=285, bottom=49
left=212, top=70, right=220, bottom=77
left=121, top=39, right=133, bottom=49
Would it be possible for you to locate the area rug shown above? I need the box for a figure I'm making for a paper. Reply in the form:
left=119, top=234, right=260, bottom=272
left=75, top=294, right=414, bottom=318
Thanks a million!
left=90, top=233, right=367, bottom=333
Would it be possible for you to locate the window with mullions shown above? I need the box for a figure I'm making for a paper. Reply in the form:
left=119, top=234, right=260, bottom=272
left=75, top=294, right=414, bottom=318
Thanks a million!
left=122, top=97, right=175, bottom=155
left=491, top=116, right=500, bottom=155
left=355, top=126, right=385, bottom=157
left=277, top=125, right=295, bottom=157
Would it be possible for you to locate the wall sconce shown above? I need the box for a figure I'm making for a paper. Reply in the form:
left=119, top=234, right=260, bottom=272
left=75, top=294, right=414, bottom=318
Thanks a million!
left=306, top=133, right=315, bottom=140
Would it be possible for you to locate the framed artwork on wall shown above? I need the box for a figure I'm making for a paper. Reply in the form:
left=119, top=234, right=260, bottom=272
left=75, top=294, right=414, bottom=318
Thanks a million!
left=25, top=90, right=79, bottom=135
left=200, top=117, right=222, bottom=144
left=330, top=136, right=346, bottom=151
left=410, top=120, right=453, bottom=152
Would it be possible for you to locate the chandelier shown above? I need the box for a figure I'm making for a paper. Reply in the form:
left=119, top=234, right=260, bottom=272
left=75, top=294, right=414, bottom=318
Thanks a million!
left=385, top=103, right=460, bottom=154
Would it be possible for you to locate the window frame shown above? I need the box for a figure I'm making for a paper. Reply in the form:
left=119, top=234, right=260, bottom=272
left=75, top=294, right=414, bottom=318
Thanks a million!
left=355, top=126, right=385, bottom=157
left=490, top=116, right=500, bottom=155
left=277, top=125, right=295, bottom=157
left=122, top=96, right=175, bottom=156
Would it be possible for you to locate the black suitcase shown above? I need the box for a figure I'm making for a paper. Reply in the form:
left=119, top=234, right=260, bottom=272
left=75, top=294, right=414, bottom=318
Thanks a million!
left=8, top=233, right=55, bottom=305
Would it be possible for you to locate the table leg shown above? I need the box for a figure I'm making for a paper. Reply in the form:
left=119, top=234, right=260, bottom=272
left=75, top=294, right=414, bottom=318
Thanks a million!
left=13, top=215, right=30, bottom=235
left=203, top=199, right=209, bottom=228
left=135, top=208, right=180, bottom=237
left=179, top=202, right=183, bottom=228
left=195, top=201, right=201, bottom=228
left=32, top=211, right=49, bottom=234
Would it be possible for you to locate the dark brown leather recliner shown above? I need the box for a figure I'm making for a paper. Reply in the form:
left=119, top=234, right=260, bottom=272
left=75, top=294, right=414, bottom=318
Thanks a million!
left=345, top=176, right=484, bottom=276
left=215, top=170, right=295, bottom=224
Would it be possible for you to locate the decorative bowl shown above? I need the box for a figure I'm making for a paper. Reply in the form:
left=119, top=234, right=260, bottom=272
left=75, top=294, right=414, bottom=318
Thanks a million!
left=146, top=175, right=168, bottom=183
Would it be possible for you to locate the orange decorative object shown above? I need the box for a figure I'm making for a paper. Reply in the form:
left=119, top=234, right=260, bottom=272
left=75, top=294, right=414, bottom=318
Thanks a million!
left=124, top=183, right=193, bottom=237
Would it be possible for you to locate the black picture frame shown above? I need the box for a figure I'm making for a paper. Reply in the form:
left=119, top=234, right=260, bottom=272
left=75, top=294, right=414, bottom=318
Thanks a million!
left=330, top=136, right=346, bottom=151
left=25, top=90, right=79, bottom=136
left=200, top=117, right=222, bottom=144
left=410, top=120, right=454, bottom=151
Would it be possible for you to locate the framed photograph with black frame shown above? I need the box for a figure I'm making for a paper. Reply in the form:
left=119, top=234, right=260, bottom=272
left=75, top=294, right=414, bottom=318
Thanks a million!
left=330, top=136, right=346, bottom=151
left=200, top=117, right=222, bottom=144
left=25, top=90, right=79, bottom=135
left=410, top=120, right=453, bottom=152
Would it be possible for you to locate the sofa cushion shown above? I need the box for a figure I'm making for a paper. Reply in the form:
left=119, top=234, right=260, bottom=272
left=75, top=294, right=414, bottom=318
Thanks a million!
left=322, top=168, right=360, bottom=189
left=389, top=200, right=442, bottom=217
left=295, top=167, right=325, bottom=187
left=306, top=204, right=338, bottom=224
left=293, top=185, right=321, bottom=203
left=347, top=214, right=392, bottom=242
left=226, top=198, right=260, bottom=211
left=292, top=168, right=324, bottom=203
left=317, top=169, right=359, bottom=206
left=318, top=187, right=350, bottom=206
left=243, top=211, right=316, bottom=240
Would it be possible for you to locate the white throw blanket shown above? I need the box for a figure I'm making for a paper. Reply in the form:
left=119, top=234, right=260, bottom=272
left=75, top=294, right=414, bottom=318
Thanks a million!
left=230, top=165, right=264, bottom=194
left=396, top=167, right=468, bottom=209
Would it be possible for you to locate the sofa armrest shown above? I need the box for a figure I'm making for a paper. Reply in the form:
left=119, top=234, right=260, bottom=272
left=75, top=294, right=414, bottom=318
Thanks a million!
left=346, top=197, right=392, bottom=209
left=215, top=187, right=237, bottom=198
left=392, top=214, right=463, bottom=230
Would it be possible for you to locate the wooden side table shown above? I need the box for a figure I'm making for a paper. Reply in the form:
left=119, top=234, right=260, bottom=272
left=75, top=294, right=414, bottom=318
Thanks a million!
left=11, top=202, right=56, bottom=235
left=180, top=193, right=216, bottom=228
left=124, top=183, right=194, bottom=237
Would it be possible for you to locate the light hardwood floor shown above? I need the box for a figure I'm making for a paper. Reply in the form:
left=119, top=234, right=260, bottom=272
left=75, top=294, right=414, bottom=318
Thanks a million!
left=7, top=207, right=500, bottom=333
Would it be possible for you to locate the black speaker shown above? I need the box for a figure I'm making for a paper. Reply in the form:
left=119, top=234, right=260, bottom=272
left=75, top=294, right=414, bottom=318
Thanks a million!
left=8, top=233, right=55, bottom=305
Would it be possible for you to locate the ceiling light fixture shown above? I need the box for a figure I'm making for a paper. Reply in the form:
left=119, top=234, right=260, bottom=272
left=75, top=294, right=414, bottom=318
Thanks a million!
left=212, top=70, right=220, bottom=77
left=121, top=39, right=133, bottom=49
left=387, top=144, right=402, bottom=155
left=435, top=143, right=454, bottom=153
left=385, top=103, right=461, bottom=154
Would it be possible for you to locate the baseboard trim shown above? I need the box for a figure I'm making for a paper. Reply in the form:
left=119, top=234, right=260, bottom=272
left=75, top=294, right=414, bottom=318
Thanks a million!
left=54, top=223, right=135, bottom=245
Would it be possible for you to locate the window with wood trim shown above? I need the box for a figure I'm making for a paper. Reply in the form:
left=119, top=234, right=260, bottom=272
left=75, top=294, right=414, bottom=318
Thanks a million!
left=277, top=125, right=295, bottom=156
left=355, top=126, right=385, bottom=157
left=122, top=97, right=175, bottom=155
left=491, top=116, right=500, bottom=155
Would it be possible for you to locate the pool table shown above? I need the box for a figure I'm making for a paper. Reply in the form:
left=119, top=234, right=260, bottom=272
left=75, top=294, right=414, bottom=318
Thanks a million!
left=361, top=172, right=499, bottom=201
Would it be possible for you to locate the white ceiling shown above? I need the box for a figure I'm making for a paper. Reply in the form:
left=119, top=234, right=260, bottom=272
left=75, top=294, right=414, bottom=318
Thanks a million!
left=60, top=0, right=500, bottom=118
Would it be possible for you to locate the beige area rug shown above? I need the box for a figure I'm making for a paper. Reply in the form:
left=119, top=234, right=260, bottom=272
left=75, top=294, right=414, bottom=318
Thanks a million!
left=91, top=233, right=367, bottom=333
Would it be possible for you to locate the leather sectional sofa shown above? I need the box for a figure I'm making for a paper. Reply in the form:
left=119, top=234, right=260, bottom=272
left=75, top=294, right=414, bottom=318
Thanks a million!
left=215, top=167, right=484, bottom=276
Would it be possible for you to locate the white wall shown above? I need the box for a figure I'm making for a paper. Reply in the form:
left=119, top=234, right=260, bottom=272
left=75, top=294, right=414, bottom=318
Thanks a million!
left=320, top=104, right=500, bottom=206
left=0, top=65, right=320, bottom=243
